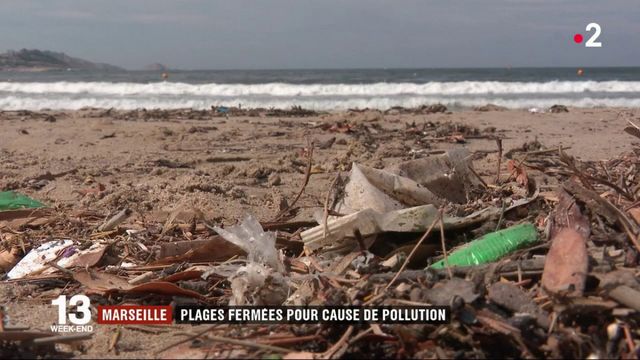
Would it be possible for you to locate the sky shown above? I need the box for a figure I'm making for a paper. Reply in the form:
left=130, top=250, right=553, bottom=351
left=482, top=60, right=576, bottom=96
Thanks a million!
left=0, top=0, right=638, bottom=70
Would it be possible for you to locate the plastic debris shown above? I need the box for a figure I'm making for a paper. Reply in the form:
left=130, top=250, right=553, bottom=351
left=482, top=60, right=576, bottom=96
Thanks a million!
left=430, top=223, right=538, bottom=268
left=334, top=149, right=484, bottom=215
left=213, top=214, right=288, bottom=305
left=6, top=240, right=73, bottom=279
left=6, top=240, right=107, bottom=279
left=302, top=205, right=500, bottom=254
left=0, top=191, right=46, bottom=211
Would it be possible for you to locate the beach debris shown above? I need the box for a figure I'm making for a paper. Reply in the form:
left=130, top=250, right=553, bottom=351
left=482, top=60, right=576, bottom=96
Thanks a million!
left=421, top=278, right=479, bottom=306
left=154, top=237, right=244, bottom=264
left=72, top=270, right=205, bottom=299
left=548, top=104, right=569, bottom=113
left=302, top=205, right=500, bottom=254
left=0, top=191, right=45, bottom=211
left=6, top=240, right=73, bottom=279
left=541, top=189, right=590, bottom=296
left=0, top=323, right=92, bottom=356
left=430, top=223, right=538, bottom=268
left=0, top=246, right=21, bottom=272
left=507, top=159, right=529, bottom=189
left=488, top=282, right=550, bottom=328
left=98, top=208, right=132, bottom=232
left=383, top=104, right=447, bottom=115
left=5, top=240, right=108, bottom=279
left=3, top=110, right=640, bottom=358
left=56, top=242, right=108, bottom=269
left=212, top=214, right=288, bottom=305
left=607, top=286, right=640, bottom=312
left=624, top=119, right=640, bottom=140
left=334, top=149, right=484, bottom=215
left=474, top=104, right=507, bottom=112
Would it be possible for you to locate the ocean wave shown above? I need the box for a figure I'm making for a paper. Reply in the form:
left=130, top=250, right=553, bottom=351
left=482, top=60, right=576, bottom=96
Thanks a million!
left=1, top=80, right=640, bottom=97
left=2, top=95, right=640, bottom=111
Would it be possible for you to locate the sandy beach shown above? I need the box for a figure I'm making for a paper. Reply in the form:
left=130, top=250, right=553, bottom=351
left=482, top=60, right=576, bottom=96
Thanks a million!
left=1, top=106, right=639, bottom=358
left=2, top=107, right=636, bottom=219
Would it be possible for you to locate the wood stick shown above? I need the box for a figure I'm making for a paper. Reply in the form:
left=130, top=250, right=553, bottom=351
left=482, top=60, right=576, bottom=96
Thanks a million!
left=274, top=139, right=314, bottom=220
left=323, top=173, right=341, bottom=239
left=495, top=138, right=503, bottom=185
left=439, top=210, right=452, bottom=279
left=385, top=211, right=441, bottom=290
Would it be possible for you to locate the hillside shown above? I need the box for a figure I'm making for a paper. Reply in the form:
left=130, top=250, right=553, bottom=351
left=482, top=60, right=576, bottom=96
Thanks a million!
left=0, top=49, right=122, bottom=71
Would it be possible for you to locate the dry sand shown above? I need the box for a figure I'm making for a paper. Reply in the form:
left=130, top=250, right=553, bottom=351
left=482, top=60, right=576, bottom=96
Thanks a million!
left=1, top=107, right=639, bottom=358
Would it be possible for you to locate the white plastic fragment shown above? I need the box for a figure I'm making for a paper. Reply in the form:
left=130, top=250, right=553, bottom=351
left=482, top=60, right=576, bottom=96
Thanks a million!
left=213, top=214, right=283, bottom=272
left=7, top=240, right=73, bottom=279
left=56, top=242, right=107, bottom=268
left=213, top=214, right=288, bottom=305
left=334, top=149, right=484, bottom=215
left=6, top=240, right=109, bottom=280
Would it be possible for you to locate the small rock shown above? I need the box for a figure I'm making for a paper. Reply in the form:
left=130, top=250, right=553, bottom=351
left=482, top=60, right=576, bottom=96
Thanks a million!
left=549, top=104, right=569, bottom=113
left=422, top=278, right=479, bottom=306
left=268, top=173, right=282, bottom=186
left=474, top=104, right=507, bottom=112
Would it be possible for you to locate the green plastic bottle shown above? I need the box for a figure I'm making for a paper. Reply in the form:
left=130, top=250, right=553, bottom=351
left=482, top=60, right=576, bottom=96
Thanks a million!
left=430, top=223, right=538, bottom=268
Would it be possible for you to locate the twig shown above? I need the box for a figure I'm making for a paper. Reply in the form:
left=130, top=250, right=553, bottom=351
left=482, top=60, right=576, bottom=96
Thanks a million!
left=258, top=334, right=321, bottom=346
left=32, top=332, right=93, bottom=345
left=156, top=325, right=218, bottom=355
left=622, top=323, right=636, bottom=354
left=204, top=334, right=293, bottom=354
left=495, top=200, right=506, bottom=232
left=108, top=326, right=121, bottom=352
left=522, top=146, right=571, bottom=156
left=45, top=260, right=74, bottom=276
left=439, top=210, right=452, bottom=279
left=385, top=211, right=441, bottom=290
left=274, top=139, right=314, bottom=220
left=323, top=173, right=341, bottom=239
left=371, top=257, right=548, bottom=282
left=495, top=138, right=503, bottom=185
left=322, top=325, right=354, bottom=359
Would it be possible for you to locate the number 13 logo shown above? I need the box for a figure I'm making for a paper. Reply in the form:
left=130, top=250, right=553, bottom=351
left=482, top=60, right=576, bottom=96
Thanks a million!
left=51, top=295, right=92, bottom=325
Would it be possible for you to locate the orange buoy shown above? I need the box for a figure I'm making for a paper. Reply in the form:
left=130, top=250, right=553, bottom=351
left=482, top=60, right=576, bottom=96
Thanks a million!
left=577, top=68, right=584, bottom=76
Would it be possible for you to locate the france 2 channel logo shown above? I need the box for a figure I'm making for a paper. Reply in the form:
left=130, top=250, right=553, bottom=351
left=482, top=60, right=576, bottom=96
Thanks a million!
left=50, top=295, right=94, bottom=333
left=573, top=22, right=602, bottom=47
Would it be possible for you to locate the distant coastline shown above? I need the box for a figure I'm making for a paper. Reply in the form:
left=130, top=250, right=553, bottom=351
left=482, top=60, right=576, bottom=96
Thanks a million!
left=0, top=49, right=122, bottom=72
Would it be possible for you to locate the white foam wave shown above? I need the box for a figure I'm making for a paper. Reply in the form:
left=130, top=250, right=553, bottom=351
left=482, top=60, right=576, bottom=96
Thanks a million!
left=1, top=80, right=640, bottom=97
left=2, top=95, right=640, bottom=111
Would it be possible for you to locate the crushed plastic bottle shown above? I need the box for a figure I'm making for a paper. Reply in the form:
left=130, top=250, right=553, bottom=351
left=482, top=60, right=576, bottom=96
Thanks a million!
left=430, top=223, right=539, bottom=269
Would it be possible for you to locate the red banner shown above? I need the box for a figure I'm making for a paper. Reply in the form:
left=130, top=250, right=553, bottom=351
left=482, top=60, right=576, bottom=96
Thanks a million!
left=97, top=305, right=173, bottom=324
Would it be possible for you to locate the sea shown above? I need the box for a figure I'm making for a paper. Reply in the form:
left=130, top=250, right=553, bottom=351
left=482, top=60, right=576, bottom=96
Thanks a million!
left=1, top=67, right=639, bottom=111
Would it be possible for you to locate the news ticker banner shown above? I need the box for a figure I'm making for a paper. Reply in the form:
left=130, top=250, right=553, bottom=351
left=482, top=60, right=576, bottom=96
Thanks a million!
left=95, top=305, right=450, bottom=325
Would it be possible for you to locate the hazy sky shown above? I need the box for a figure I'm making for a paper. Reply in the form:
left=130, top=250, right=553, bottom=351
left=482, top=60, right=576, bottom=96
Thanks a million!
left=1, top=0, right=638, bottom=69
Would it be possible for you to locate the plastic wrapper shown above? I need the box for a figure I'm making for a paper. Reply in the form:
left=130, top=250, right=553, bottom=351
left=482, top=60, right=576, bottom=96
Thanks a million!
left=0, top=191, right=46, bottom=211
left=213, top=214, right=288, bottom=305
